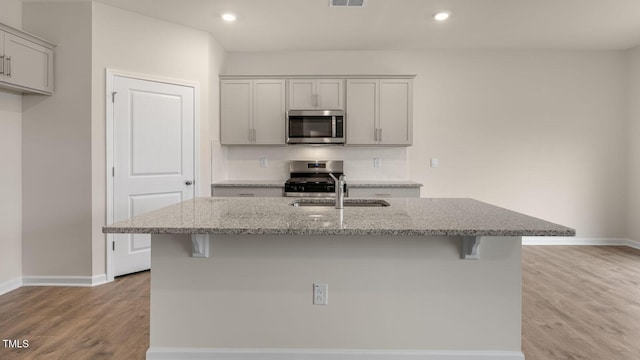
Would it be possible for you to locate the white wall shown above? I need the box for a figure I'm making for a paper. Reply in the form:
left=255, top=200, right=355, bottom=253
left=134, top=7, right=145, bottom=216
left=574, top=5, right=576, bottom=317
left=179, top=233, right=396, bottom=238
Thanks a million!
left=0, top=0, right=23, bottom=291
left=627, top=46, right=640, bottom=243
left=92, top=2, right=226, bottom=275
left=224, top=50, right=628, bottom=238
left=22, top=2, right=94, bottom=277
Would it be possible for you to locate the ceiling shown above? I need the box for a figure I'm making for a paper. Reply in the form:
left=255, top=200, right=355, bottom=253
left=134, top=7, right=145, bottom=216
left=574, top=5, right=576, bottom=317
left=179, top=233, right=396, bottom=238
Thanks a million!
left=25, top=0, right=640, bottom=52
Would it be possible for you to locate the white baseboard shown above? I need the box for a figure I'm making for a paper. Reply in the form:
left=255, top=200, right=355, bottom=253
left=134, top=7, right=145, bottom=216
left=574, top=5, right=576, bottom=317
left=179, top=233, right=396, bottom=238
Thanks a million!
left=146, top=348, right=524, bottom=360
left=22, top=274, right=109, bottom=287
left=0, top=277, right=23, bottom=296
left=623, top=238, right=640, bottom=249
left=522, top=237, right=640, bottom=249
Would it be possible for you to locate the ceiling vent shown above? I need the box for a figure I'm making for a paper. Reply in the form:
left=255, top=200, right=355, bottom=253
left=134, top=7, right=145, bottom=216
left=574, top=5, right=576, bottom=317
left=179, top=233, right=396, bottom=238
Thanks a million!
left=330, top=0, right=366, bottom=7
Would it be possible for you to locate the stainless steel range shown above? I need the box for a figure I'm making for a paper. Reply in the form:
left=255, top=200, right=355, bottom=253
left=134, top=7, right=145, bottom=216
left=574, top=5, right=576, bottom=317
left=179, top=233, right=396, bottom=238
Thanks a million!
left=284, top=160, right=347, bottom=197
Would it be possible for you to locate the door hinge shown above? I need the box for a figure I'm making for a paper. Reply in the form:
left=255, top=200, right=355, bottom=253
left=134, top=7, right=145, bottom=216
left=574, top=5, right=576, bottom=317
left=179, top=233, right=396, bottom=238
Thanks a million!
left=111, top=91, right=117, bottom=103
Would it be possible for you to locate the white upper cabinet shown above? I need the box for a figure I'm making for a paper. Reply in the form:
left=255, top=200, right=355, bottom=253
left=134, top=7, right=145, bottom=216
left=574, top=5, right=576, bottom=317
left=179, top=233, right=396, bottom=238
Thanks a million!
left=288, top=79, right=344, bottom=110
left=345, top=79, right=378, bottom=145
left=220, top=79, right=286, bottom=145
left=346, top=78, right=413, bottom=146
left=0, top=23, right=54, bottom=95
left=220, top=75, right=413, bottom=147
left=379, top=79, right=412, bottom=145
left=253, top=80, right=286, bottom=145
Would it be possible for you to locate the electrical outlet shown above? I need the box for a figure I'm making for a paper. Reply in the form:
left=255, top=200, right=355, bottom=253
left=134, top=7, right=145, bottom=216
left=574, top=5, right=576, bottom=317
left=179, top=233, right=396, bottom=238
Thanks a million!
left=430, top=158, right=439, bottom=168
left=259, top=157, right=268, bottom=168
left=313, top=283, right=328, bottom=305
left=373, top=157, right=381, bottom=168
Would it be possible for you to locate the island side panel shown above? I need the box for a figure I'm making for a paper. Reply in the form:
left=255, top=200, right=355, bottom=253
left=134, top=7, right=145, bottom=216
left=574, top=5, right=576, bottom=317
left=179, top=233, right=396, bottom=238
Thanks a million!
left=150, top=234, right=522, bottom=352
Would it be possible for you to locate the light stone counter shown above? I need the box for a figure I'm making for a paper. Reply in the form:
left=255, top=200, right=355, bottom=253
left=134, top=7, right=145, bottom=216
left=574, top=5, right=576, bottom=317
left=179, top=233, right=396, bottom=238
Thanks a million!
left=103, top=197, right=573, bottom=237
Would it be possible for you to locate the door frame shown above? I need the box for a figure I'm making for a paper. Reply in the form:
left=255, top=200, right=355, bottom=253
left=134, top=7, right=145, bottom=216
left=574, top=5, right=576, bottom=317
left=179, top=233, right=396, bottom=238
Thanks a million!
left=105, top=69, right=201, bottom=282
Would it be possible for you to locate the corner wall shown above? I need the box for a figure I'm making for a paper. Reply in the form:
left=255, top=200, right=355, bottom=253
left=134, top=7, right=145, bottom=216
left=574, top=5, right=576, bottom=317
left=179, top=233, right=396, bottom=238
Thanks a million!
left=627, top=46, right=640, bottom=243
left=0, top=0, right=23, bottom=293
left=22, top=2, right=94, bottom=278
left=224, top=50, right=628, bottom=238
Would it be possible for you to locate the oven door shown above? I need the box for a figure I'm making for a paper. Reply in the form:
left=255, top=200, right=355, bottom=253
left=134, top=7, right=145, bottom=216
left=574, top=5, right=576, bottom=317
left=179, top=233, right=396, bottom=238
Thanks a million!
left=287, top=110, right=344, bottom=144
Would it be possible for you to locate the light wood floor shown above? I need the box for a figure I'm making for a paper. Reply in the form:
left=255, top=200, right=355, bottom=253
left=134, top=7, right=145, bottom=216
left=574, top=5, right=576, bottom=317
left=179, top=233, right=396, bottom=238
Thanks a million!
left=0, top=271, right=149, bottom=360
left=522, top=246, right=640, bottom=360
left=1, top=246, right=639, bottom=359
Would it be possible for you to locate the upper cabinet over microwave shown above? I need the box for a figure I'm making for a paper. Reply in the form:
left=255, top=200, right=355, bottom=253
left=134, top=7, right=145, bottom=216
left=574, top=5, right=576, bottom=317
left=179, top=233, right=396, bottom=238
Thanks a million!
left=288, top=79, right=344, bottom=110
left=219, top=75, right=414, bottom=147
left=0, top=23, right=55, bottom=95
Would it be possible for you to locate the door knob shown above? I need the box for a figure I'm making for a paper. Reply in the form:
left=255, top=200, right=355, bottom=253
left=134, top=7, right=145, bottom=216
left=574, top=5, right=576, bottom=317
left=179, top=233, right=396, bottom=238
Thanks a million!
left=185, top=180, right=193, bottom=186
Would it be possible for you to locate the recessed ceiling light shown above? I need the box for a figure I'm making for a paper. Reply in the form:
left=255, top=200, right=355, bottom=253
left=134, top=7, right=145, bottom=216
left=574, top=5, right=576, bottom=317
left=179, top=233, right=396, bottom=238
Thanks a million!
left=221, top=13, right=237, bottom=22
left=433, top=11, right=451, bottom=22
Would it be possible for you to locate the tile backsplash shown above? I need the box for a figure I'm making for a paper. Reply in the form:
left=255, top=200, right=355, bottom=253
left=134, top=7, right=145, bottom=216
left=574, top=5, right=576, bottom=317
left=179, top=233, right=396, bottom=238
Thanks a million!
left=223, top=146, right=408, bottom=181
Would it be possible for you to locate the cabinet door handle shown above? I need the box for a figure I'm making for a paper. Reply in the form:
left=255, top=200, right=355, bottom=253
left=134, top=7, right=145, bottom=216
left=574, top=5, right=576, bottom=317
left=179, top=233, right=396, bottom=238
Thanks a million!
left=374, top=128, right=378, bottom=141
left=6, top=57, right=11, bottom=77
left=379, top=128, right=382, bottom=142
left=253, top=128, right=257, bottom=142
left=238, top=193, right=255, bottom=197
left=0, top=55, right=4, bottom=75
left=248, top=128, right=253, bottom=142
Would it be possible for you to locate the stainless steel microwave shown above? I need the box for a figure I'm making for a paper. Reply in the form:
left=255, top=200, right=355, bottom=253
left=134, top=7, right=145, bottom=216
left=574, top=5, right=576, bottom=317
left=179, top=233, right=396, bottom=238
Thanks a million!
left=286, top=110, right=345, bottom=144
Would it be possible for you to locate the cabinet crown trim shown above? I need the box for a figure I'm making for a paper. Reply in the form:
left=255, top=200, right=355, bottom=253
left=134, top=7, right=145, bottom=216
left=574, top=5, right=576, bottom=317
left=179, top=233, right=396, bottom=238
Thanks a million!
left=220, top=74, right=416, bottom=80
left=0, top=22, right=56, bottom=49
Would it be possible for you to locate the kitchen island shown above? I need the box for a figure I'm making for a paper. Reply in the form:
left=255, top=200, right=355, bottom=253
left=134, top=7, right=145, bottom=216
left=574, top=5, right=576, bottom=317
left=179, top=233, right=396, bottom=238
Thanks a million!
left=103, top=197, right=574, bottom=360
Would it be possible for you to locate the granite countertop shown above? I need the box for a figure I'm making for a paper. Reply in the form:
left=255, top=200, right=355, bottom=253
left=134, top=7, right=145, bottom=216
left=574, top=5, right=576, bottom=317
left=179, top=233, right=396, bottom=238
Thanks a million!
left=103, top=197, right=575, bottom=237
left=211, top=180, right=423, bottom=188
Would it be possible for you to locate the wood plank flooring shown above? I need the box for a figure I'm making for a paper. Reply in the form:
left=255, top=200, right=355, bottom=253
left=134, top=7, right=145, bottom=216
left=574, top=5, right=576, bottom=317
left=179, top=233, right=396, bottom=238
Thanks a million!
left=0, top=246, right=638, bottom=359
left=522, top=246, right=640, bottom=360
left=0, top=271, right=149, bottom=360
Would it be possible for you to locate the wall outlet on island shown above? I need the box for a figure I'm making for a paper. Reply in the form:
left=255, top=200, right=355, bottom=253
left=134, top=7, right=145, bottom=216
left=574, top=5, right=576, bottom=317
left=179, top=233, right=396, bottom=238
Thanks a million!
left=259, top=157, right=268, bottom=168
left=313, top=283, right=328, bottom=305
left=430, top=158, right=439, bottom=168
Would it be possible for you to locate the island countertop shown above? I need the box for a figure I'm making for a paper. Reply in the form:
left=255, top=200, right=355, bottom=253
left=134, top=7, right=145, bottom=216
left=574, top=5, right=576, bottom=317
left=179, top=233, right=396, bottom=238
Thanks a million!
left=103, top=197, right=574, bottom=237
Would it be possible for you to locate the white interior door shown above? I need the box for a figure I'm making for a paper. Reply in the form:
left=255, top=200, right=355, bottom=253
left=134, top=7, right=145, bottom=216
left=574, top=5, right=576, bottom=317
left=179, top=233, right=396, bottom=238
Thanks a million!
left=112, top=75, right=195, bottom=277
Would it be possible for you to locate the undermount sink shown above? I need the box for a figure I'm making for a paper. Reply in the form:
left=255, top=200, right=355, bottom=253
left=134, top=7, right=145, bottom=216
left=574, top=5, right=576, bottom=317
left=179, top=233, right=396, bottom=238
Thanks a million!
left=290, top=199, right=391, bottom=207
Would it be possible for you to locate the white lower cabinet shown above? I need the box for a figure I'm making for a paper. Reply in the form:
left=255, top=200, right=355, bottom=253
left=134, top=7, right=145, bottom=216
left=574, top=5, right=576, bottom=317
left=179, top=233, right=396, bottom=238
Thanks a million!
left=0, top=24, right=55, bottom=95
left=212, top=186, right=284, bottom=197
left=348, top=187, right=420, bottom=198
left=220, top=79, right=286, bottom=145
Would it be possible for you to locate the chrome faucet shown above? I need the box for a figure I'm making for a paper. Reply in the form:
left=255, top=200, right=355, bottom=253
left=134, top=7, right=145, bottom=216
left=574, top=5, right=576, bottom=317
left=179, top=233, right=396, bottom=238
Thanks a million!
left=329, top=173, right=346, bottom=209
